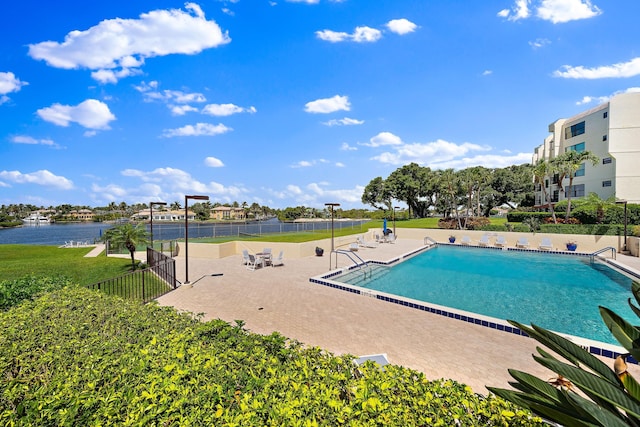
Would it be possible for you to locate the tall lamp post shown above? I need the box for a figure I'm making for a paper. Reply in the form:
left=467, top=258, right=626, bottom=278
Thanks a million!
left=325, top=202, right=340, bottom=270
left=184, top=195, right=209, bottom=286
left=616, top=199, right=628, bottom=252
left=149, top=201, right=167, bottom=250
left=393, top=206, right=400, bottom=235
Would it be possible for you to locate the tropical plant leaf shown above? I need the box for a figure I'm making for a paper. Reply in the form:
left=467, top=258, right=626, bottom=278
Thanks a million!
left=628, top=298, right=640, bottom=319
left=631, top=281, right=640, bottom=308
left=620, top=370, right=640, bottom=403
left=599, top=307, right=640, bottom=360
left=509, top=320, right=620, bottom=385
left=534, top=356, right=640, bottom=419
left=565, top=392, right=631, bottom=427
left=525, top=399, right=601, bottom=427
left=507, top=369, right=567, bottom=404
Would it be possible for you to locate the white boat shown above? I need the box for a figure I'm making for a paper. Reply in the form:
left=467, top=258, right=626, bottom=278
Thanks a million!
left=22, top=213, right=51, bottom=224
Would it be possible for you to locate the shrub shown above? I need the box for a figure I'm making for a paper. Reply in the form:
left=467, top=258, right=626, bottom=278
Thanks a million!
left=0, top=274, right=72, bottom=310
left=506, top=211, right=551, bottom=223
left=0, top=288, right=541, bottom=426
left=465, top=216, right=490, bottom=230
left=438, top=218, right=458, bottom=229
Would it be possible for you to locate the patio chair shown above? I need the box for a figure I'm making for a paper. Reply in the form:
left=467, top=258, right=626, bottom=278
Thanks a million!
left=241, top=249, right=251, bottom=265
left=350, top=243, right=359, bottom=251
left=460, top=235, right=472, bottom=245
left=538, top=237, right=553, bottom=251
left=261, top=248, right=273, bottom=266
left=271, top=250, right=284, bottom=267
left=246, top=254, right=263, bottom=271
left=478, top=234, right=490, bottom=247
left=385, top=233, right=396, bottom=244
left=515, top=237, right=530, bottom=249
left=357, top=236, right=378, bottom=248
left=494, top=235, right=507, bottom=248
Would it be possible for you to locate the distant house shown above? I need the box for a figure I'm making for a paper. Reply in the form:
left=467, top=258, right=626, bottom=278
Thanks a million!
left=69, top=209, right=95, bottom=221
left=131, top=209, right=197, bottom=221
left=211, top=206, right=246, bottom=220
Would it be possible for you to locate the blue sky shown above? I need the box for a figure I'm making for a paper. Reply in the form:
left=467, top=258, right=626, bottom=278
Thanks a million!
left=1, top=0, right=639, bottom=210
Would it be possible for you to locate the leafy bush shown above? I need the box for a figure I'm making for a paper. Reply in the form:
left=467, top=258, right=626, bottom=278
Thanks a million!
left=506, top=212, right=551, bottom=223
left=466, top=216, right=490, bottom=230
left=0, top=274, right=72, bottom=310
left=0, top=288, right=541, bottom=426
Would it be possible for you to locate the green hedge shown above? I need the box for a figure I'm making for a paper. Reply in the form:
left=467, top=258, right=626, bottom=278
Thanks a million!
left=0, top=274, right=72, bottom=310
left=480, top=223, right=624, bottom=236
left=0, top=288, right=542, bottom=426
left=506, top=212, right=551, bottom=222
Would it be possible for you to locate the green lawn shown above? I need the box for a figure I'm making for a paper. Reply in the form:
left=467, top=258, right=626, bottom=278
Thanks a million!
left=0, top=245, right=138, bottom=286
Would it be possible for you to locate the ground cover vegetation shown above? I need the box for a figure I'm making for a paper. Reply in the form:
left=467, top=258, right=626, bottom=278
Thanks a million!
left=0, top=286, right=542, bottom=426
left=488, top=281, right=640, bottom=426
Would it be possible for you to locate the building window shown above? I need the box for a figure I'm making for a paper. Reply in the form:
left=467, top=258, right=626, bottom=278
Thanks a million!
left=552, top=173, right=559, bottom=184
left=566, top=184, right=585, bottom=198
left=564, top=121, right=585, bottom=139
left=603, top=135, right=607, bottom=141
left=602, top=180, right=612, bottom=187
left=545, top=179, right=549, bottom=188
left=566, top=142, right=585, bottom=153
left=603, top=111, right=608, bottom=119
left=574, top=163, right=585, bottom=177
left=603, top=157, right=612, bottom=165
left=534, top=183, right=541, bottom=191
left=551, top=190, right=559, bottom=203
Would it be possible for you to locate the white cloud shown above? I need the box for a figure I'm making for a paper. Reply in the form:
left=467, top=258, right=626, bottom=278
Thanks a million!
left=37, top=99, right=116, bottom=130
left=28, top=3, right=230, bottom=83
left=0, top=169, right=73, bottom=189
left=291, top=160, right=313, bottom=168
left=529, top=38, right=551, bottom=49
left=162, top=122, right=232, bottom=137
left=204, top=156, right=224, bottom=167
left=340, top=142, right=358, bottom=151
left=202, top=103, right=257, bottom=116
left=335, top=162, right=345, bottom=167
left=0, top=72, right=28, bottom=97
left=430, top=153, right=534, bottom=170
left=304, top=95, right=350, bottom=113
left=11, top=136, right=58, bottom=147
left=554, top=57, right=640, bottom=79
left=323, top=117, right=364, bottom=126
left=385, top=19, right=418, bottom=35
left=499, top=0, right=601, bottom=23
left=316, top=26, right=382, bottom=43
left=171, top=105, right=200, bottom=116
left=575, top=87, right=640, bottom=105
left=482, top=70, right=493, bottom=76
left=360, top=131, right=403, bottom=147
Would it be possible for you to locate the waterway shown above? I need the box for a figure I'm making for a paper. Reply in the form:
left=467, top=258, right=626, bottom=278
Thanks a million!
left=0, top=219, right=368, bottom=246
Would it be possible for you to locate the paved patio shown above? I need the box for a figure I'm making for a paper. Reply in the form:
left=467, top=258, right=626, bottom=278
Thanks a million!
left=156, top=239, right=640, bottom=394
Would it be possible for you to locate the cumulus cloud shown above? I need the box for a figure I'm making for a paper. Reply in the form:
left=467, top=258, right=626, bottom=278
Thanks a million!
left=28, top=3, right=230, bottom=83
left=385, top=19, right=418, bottom=35
left=37, top=99, right=116, bottom=130
left=162, top=122, right=232, bottom=137
left=291, top=160, right=313, bottom=168
left=316, top=26, right=381, bottom=43
left=340, top=142, right=358, bottom=151
left=322, top=117, right=364, bottom=126
left=304, top=95, right=350, bottom=113
left=360, top=131, right=403, bottom=147
left=0, top=72, right=28, bottom=105
left=529, top=38, right=551, bottom=49
left=367, top=136, right=531, bottom=169
left=202, top=103, right=257, bottom=116
left=499, top=0, right=601, bottom=24
left=575, top=87, right=640, bottom=105
left=554, top=57, right=640, bottom=79
left=204, top=156, right=224, bottom=167
left=0, top=169, right=73, bottom=189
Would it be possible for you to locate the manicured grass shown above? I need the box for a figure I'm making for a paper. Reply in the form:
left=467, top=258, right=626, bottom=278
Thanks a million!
left=0, top=245, right=138, bottom=286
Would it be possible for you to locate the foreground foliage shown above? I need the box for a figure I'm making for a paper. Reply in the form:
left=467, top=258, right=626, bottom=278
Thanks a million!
left=0, top=274, right=72, bottom=310
left=0, top=288, right=540, bottom=426
left=488, top=281, right=640, bottom=426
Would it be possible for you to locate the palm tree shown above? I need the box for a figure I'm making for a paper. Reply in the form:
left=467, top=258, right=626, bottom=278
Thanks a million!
left=103, top=223, right=149, bottom=270
left=553, top=150, right=599, bottom=221
left=170, top=201, right=181, bottom=211
left=533, top=159, right=557, bottom=223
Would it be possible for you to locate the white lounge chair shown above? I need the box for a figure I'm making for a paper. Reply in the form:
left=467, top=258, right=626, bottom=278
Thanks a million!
left=495, top=235, right=507, bottom=248
left=246, top=254, right=262, bottom=270
left=385, top=233, right=396, bottom=243
left=460, top=236, right=472, bottom=245
left=516, top=237, right=530, bottom=248
left=350, top=243, right=359, bottom=251
left=357, top=236, right=378, bottom=248
left=478, top=234, right=490, bottom=246
left=538, top=238, right=553, bottom=250
left=241, top=249, right=251, bottom=265
left=271, top=250, right=284, bottom=267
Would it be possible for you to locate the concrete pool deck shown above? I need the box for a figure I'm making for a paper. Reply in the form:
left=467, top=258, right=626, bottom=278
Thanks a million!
left=156, top=238, right=640, bottom=394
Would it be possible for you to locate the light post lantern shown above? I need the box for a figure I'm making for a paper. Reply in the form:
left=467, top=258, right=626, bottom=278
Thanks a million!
left=184, top=195, right=209, bottom=285
left=325, top=202, right=340, bottom=269
left=149, top=201, right=167, bottom=250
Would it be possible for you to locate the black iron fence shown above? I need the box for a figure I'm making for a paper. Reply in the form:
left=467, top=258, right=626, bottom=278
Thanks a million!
left=86, top=248, right=177, bottom=303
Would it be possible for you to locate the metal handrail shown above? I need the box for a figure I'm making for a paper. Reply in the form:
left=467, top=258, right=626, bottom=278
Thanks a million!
left=332, top=249, right=371, bottom=277
left=424, top=236, right=438, bottom=246
left=590, top=246, right=616, bottom=260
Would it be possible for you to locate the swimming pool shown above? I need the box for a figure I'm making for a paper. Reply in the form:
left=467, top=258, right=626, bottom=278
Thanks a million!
left=327, top=245, right=636, bottom=346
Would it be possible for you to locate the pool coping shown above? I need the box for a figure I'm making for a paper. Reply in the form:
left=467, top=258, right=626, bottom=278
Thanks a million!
left=310, top=242, right=638, bottom=363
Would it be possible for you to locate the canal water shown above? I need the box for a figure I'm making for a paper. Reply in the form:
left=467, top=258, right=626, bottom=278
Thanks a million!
left=0, top=219, right=368, bottom=246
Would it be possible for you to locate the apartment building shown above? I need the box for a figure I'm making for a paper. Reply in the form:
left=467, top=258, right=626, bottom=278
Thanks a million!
left=532, top=92, right=640, bottom=206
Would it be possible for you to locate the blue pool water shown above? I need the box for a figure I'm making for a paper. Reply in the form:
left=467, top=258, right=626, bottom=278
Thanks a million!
left=335, top=245, right=636, bottom=345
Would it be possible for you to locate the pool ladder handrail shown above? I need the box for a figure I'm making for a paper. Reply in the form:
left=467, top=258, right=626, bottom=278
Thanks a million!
left=424, top=236, right=438, bottom=246
left=332, top=249, right=372, bottom=277
left=590, top=246, right=616, bottom=260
